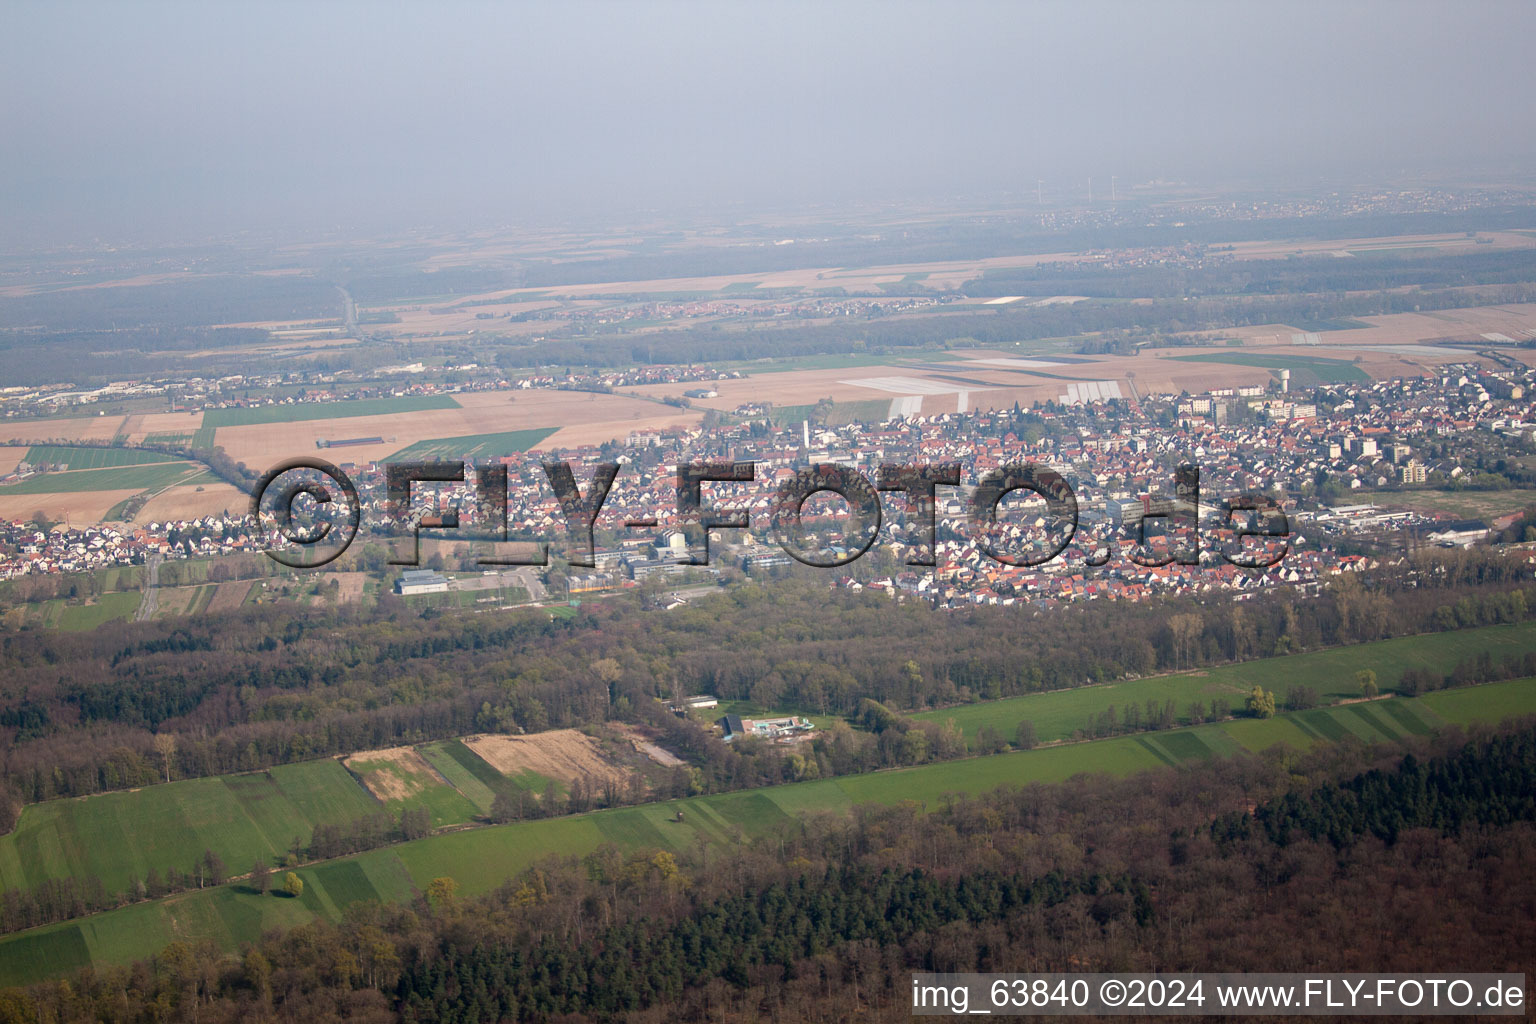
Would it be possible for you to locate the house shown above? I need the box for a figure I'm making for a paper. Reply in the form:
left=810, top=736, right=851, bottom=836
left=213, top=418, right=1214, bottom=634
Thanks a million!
left=717, top=714, right=815, bottom=742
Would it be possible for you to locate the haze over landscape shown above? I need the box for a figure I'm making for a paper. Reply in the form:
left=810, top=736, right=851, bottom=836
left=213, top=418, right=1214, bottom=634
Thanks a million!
left=6, top=0, right=1536, bottom=242
left=2, top=4, right=1536, bottom=1022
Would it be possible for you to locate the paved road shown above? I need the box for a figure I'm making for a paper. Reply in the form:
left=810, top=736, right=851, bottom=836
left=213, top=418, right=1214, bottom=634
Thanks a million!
left=451, top=567, right=547, bottom=602
left=133, top=553, right=162, bottom=622
left=510, top=567, right=547, bottom=601
left=337, top=285, right=358, bottom=336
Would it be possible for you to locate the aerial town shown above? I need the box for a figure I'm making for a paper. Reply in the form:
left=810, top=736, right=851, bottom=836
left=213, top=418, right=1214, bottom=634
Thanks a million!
left=4, top=356, right=1532, bottom=616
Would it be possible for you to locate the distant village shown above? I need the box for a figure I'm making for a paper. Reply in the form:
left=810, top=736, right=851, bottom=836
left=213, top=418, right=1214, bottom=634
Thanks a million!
left=4, top=358, right=1535, bottom=614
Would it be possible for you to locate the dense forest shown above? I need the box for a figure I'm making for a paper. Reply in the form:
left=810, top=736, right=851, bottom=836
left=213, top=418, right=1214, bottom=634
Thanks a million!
left=504, top=207, right=1536, bottom=290
left=0, top=327, right=277, bottom=388
left=489, top=279, right=1536, bottom=370
left=2, top=719, right=1531, bottom=1022
left=0, top=549, right=1530, bottom=829
left=0, top=277, right=340, bottom=333
left=11, top=218, right=1536, bottom=386
left=965, top=246, right=1536, bottom=298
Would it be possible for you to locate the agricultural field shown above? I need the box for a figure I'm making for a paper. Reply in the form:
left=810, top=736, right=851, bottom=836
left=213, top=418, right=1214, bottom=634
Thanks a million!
left=1199, top=621, right=1536, bottom=696
left=1289, top=318, right=1372, bottom=332
left=205, top=580, right=253, bottom=613
left=22, top=446, right=183, bottom=470
left=55, top=592, right=141, bottom=631
left=415, top=739, right=535, bottom=815
left=765, top=400, right=892, bottom=428
left=911, top=621, right=1536, bottom=743
left=386, top=428, right=558, bottom=462
left=201, top=395, right=460, bottom=428
left=0, top=759, right=379, bottom=897
left=465, top=729, right=634, bottom=797
left=1167, top=351, right=1372, bottom=384
left=134, top=482, right=245, bottom=523
left=342, top=747, right=480, bottom=829
left=0, top=592, right=142, bottom=632
left=7, top=675, right=1533, bottom=988
left=622, top=344, right=1388, bottom=423
left=1418, top=675, right=1536, bottom=724
left=0, top=462, right=212, bottom=495
left=210, top=388, right=693, bottom=470
left=0, top=732, right=613, bottom=908
left=151, top=584, right=217, bottom=619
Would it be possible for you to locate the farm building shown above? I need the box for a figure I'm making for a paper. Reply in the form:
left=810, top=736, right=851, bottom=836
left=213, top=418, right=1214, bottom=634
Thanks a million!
left=717, top=714, right=815, bottom=742
left=668, top=694, right=719, bottom=715
left=316, top=436, right=385, bottom=449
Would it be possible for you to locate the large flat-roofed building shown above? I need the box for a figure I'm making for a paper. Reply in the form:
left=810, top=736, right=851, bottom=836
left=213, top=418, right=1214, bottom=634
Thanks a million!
left=667, top=694, right=719, bottom=714
left=396, top=569, right=450, bottom=595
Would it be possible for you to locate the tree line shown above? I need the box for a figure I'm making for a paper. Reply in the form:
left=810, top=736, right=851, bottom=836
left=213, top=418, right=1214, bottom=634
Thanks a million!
left=3, top=717, right=1532, bottom=1022
left=1, top=550, right=1532, bottom=824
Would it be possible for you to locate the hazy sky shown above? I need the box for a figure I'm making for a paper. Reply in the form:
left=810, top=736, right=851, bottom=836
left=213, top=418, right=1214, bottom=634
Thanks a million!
left=4, top=0, right=1535, bottom=243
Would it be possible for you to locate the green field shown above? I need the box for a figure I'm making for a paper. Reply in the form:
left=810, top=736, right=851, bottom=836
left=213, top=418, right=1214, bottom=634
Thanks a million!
left=416, top=742, right=500, bottom=814
left=342, top=752, right=481, bottom=829
left=912, top=622, right=1536, bottom=744
left=201, top=395, right=460, bottom=428
left=1418, top=676, right=1536, bottom=724
left=1366, top=488, right=1536, bottom=521
left=1167, top=352, right=1371, bottom=383
left=142, top=432, right=193, bottom=445
left=23, top=446, right=183, bottom=470
left=0, top=620, right=1516, bottom=896
left=400, top=584, right=533, bottom=610
left=55, top=592, right=141, bottom=631
left=385, top=427, right=558, bottom=462
left=1289, top=318, right=1371, bottom=332
left=0, top=760, right=379, bottom=897
left=3, top=675, right=1535, bottom=986
left=715, top=350, right=963, bottom=374
left=766, top=400, right=892, bottom=428
left=0, top=462, right=210, bottom=494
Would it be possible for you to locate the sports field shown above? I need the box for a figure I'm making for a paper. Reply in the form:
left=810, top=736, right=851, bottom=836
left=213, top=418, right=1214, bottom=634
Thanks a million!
left=202, top=395, right=460, bottom=428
